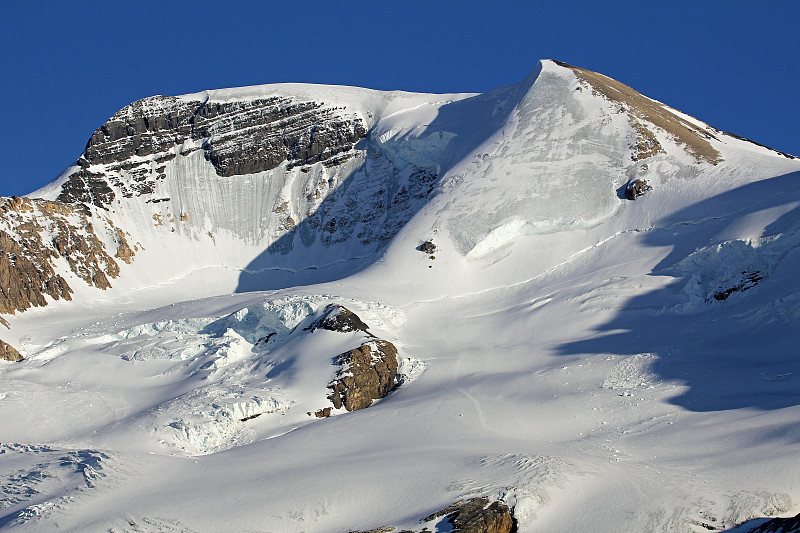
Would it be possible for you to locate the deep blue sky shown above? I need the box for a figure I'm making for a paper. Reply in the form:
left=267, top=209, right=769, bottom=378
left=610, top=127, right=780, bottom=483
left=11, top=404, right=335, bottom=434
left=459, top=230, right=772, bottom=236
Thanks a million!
left=2, top=1, right=798, bottom=197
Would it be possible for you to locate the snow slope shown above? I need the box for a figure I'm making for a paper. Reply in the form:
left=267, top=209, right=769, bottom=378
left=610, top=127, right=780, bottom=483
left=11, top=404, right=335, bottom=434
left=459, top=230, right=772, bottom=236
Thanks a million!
left=2, top=60, right=800, bottom=532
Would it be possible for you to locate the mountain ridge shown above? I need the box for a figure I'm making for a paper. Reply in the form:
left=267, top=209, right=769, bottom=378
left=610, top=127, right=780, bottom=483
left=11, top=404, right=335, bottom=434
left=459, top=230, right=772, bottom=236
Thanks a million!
left=2, top=59, right=798, bottom=354
left=1, top=60, right=800, bottom=532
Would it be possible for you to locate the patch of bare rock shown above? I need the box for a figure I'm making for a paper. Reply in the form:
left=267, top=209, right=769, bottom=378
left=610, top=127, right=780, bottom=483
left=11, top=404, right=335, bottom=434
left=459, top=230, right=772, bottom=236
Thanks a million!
left=417, top=240, right=436, bottom=255
left=304, top=304, right=373, bottom=335
left=350, top=498, right=515, bottom=533
left=307, top=305, right=399, bottom=417
left=625, top=178, right=652, bottom=200
left=0, top=338, right=22, bottom=361
left=327, top=340, right=398, bottom=411
left=0, top=196, right=135, bottom=321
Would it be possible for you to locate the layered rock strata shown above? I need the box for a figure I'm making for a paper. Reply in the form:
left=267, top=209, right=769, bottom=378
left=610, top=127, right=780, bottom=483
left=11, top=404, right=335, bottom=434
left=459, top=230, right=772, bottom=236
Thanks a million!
left=58, top=95, right=367, bottom=208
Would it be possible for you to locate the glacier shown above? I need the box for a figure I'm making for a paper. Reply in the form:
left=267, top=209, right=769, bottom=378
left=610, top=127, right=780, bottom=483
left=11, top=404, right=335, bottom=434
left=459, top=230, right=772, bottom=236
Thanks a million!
left=1, top=60, right=800, bottom=532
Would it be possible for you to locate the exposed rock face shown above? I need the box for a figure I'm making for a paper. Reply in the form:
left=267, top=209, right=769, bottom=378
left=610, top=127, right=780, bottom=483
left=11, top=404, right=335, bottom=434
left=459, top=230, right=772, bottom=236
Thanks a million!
left=0, top=195, right=133, bottom=316
left=328, top=340, right=398, bottom=411
left=305, top=304, right=372, bottom=334
left=418, top=240, right=437, bottom=254
left=0, top=338, right=23, bottom=362
left=630, top=123, right=664, bottom=161
left=556, top=60, right=722, bottom=165
left=747, top=512, right=800, bottom=533
left=56, top=169, right=116, bottom=208
left=58, top=94, right=367, bottom=208
left=114, top=228, right=136, bottom=264
left=426, top=498, right=515, bottom=533
left=313, top=407, right=332, bottom=418
left=350, top=499, right=514, bottom=533
left=625, top=178, right=652, bottom=200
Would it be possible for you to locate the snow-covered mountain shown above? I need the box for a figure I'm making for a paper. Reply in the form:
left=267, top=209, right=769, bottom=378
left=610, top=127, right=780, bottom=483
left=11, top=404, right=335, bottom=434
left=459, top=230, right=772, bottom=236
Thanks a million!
left=1, top=60, right=800, bottom=532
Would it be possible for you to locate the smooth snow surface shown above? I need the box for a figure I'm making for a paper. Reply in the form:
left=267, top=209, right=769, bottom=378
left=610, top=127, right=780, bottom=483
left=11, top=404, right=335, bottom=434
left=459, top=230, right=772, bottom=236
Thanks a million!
left=3, top=60, right=800, bottom=532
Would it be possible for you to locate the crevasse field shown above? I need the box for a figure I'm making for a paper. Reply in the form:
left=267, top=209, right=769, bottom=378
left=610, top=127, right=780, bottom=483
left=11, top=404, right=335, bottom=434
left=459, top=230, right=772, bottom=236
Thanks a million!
left=1, top=60, right=800, bottom=532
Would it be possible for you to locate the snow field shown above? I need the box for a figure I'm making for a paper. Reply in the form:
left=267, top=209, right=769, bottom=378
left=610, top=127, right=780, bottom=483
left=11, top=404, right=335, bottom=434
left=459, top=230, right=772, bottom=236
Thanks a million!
left=2, top=60, right=800, bottom=531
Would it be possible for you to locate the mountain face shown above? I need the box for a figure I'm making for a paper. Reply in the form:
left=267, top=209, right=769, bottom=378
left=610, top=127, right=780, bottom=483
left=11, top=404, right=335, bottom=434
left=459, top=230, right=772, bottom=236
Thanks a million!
left=7, top=60, right=796, bottom=324
left=59, top=94, right=368, bottom=205
left=1, top=61, right=800, bottom=532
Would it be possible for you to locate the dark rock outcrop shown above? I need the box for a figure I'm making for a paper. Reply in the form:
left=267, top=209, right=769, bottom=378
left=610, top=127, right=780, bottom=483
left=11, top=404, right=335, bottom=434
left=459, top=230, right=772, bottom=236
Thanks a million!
left=327, top=340, right=398, bottom=411
left=426, top=498, right=515, bottom=533
left=418, top=240, right=437, bottom=254
left=56, top=169, right=116, bottom=208
left=747, top=512, right=800, bottom=533
left=625, top=178, right=652, bottom=200
left=305, top=304, right=372, bottom=334
left=58, top=94, right=367, bottom=208
left=630, top=123, right=664, bottom=161
left=710, top=271, right=763, bottom=302
left=0, top=339, right=23, bottom=362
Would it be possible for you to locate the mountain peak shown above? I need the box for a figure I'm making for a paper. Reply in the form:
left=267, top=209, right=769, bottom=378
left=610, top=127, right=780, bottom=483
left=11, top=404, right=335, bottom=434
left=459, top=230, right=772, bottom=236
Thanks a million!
left=2, top=59, right=794, bottom=321
left=2, top=61, right=800, bottom=533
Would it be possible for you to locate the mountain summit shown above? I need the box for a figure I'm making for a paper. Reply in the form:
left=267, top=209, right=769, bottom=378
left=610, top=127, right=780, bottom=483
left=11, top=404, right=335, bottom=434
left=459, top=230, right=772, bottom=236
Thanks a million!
left=1, top=61, right=799, bottom=532
left=4, top=60, right=795, bottom=324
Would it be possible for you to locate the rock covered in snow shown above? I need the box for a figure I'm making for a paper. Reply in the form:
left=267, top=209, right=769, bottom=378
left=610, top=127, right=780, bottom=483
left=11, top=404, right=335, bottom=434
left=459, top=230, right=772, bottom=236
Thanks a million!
left=710, top=271, right=763, bottom=301
left=6, top=58, right=778, bottom=326
left=305, top=304, right=373, bottom=335
left=418, top=240, right=437, bottom=254
left=425, top=498, right=515, bottom=533
left=2, top=59, right=800, bottom=533
left=328, top=340, right=398, bottom=411
left=59, top=94, right=367, bottom=207
left=625, top=178, right=652, bottom=200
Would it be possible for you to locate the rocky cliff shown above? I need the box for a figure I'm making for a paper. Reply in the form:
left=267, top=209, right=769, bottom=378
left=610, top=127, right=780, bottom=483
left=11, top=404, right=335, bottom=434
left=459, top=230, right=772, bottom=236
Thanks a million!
left=58, top=94, right=367, bottom=207
left=327, top=340, right=399, bottom=412
left=0, top=195, right=134, bottom=316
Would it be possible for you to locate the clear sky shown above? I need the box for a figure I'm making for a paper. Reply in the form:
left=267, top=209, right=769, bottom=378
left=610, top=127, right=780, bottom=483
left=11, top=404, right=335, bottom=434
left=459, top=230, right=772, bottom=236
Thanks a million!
left=2, top=1, right=798, bottom=197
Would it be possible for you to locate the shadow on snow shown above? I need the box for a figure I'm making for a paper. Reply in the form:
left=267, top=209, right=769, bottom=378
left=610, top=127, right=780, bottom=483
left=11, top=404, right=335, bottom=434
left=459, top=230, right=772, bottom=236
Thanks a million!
left=556, top=170, right=800, bottom=413
left=234, top=70, right=537, bottom=294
